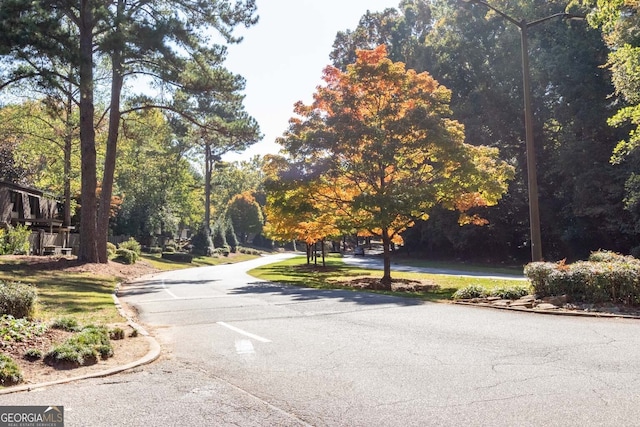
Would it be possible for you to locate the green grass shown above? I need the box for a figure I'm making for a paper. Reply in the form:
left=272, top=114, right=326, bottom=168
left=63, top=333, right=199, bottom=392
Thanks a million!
left=388, top=255, right=525, bottom=276
left=0, top=265, right=121, bottom=324
left=141, top=252, right=259, bottom=271
left=249, top=255, right=521, bottom=302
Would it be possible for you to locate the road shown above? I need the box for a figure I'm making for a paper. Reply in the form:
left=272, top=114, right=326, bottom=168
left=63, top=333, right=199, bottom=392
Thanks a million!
left=4, top=253, right=640, bottom=426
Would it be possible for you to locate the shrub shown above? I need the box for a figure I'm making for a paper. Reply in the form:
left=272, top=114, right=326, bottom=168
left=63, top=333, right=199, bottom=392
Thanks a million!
left=0, top=282, right=37, bottom=319
left=51, top=317, right=81, bottom=332
left=213, top=246, right=230, bottom=257
left=191, top=224, right=214, bottom=256
left=109, top=327, right=125, bottom=340
left=44, top=325, right=113, bottom=368
left=238, top=247, right=261, bottom=255
left=24, top=348, right=43, bottom=361
left=525, top=252, right=640, bottom=305
left=452, top=285, right=487, bottom=300
left=161, top=252, right=193, bottom=263
left=0, top=354, right=22, bottom=385
left=489, top=284, right=531, bottom=300
left=107, top=242, right=117, bottom=259
left=119, top=237, right=141, bottom=256
left=225, top=220, right=239, bottom=253
left=0, top=224, right=31, bottom=255
left=149, top=246, right=163, bottom=254
left=115, top=248, right=137, bottom=264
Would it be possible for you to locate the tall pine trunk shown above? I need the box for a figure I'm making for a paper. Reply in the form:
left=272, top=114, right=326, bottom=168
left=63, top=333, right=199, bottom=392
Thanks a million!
left=78, top=0, right=98, bottom=263
left=97, top=0, right=124, bottom=263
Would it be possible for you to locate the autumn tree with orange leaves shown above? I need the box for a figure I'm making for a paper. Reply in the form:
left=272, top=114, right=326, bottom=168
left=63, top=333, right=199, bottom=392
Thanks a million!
left=270, top=46, right=514, bottom=286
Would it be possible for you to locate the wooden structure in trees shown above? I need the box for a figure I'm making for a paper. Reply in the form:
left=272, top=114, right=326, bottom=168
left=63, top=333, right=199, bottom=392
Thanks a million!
left=0, top=180, right=72, bottom=254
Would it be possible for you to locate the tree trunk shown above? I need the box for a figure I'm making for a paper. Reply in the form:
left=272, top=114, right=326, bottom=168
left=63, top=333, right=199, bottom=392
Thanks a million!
left=78, top=0, right=98, bottom=263
left=204, top=141, right=212, bottom=231
left=97, top=0, right=124, bottom=263
left=63, top=80, right=73, bottom=228
left=381, top=228, right=392, bottom=288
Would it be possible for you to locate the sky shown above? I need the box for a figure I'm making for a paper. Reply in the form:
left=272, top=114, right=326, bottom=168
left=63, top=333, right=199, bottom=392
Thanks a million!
left=221, top=0, right=402, bottom=162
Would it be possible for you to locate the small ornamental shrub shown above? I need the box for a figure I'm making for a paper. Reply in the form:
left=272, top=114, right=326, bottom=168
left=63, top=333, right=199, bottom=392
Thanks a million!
left=109, top=327, right=125, bottom=340
left=119, top=237, right=141, bottom=256
left=24, top=348, right=43, bottom=361
left=160, top=246, right=173, bottom=253
left=0, top=282, right=37, bottom=319
left=452, top=285, right=487, bottom=300
left=191, top=225, right=214, bottom=256
left=149, top=246, right=163, bottom=254
left=161, top=252, right=193, bottom=263
left=0, top=354, right=22, bottom=385
left=107, top=242, right=117, bottom=259
left=51, top=317, right=81, bottom=332
left=489, top=284, right=531, bottom=300
left=44, top=325, right=113, bottom=368
left=115, top=248, right=137, bottom=264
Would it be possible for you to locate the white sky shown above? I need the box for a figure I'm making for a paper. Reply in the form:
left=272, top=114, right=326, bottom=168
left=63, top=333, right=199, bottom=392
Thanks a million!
left=221, top=0, right=401, bottom=162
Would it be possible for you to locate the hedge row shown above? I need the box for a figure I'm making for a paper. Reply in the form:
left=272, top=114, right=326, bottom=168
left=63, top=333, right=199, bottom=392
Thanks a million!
left=524, top=251, right=640, bottom=305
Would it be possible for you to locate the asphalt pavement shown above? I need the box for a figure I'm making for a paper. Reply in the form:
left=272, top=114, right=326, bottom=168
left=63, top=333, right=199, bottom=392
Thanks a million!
left=4, top=253, right=640, bottom=427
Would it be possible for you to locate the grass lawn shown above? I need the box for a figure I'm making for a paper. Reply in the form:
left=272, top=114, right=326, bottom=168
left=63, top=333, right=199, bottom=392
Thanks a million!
left=388, top=255, right=525, bottom=276
left=0, top=264, right=122, bottom=325
left=249, top=255, right=526, bottom=302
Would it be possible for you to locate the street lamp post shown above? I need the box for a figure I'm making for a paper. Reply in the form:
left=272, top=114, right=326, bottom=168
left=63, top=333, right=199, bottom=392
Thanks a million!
left=462, top=0, right=578, bottom=262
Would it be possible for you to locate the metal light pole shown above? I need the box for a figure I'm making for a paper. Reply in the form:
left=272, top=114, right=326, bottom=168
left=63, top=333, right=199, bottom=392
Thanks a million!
left=462, top=0, right=578, bottom=262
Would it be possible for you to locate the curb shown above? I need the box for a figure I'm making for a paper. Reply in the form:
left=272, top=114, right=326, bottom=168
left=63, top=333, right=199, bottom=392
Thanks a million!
left=453, top=301, right=640, bottom=319
left=0, top=283, right=161, bottom=395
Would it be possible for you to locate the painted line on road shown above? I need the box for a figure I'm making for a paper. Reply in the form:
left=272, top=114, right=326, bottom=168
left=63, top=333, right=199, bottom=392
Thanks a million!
left=162, top=279, right=179, bottom=299
left=217, top=322, right=271, bottom=343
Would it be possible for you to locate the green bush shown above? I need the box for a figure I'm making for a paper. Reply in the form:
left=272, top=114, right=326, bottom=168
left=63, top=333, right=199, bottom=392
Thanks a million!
left=0, top=282, right=37, bottom=319
left=119, top=237, right=141, bottom=256
left=225, top=220, right=239, bottom=252
left=525, top=251, right=640, bottom=305
left=148, top=246, right=163, bottom=254
left=213, top=246, right=230, bottom=257
left=107, top=242, right=117, bottom=259
left=44, top=325, right=113, bottom=368
left=162, top=246, right=175, bottom=253
left=489, top=284, right=531, bottom=300
left=24, top=348, right=43, bottom=361
left=51, top=317, right=81, bottom=332
left=0, top=354, right=22, bottom=385
left=161, top=252, right=193, bottom=263
left=0, top=224, right=31, bottom=255
left=452, top=285, right=487, bottom=300
left=115, top=248, right=137, bottom=264
left=191, top=224, right=214, bottom=256
left=238, top=247, right=261, bottom=255
left=109, top=327, right=125, bottom=340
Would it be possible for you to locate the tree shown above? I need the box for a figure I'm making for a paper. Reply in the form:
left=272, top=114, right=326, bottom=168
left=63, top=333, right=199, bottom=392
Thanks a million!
left=276, top=46, right=513, bottom=284
left=0, top=0, right=259, bottom=263
left=227, top=191, right=264, bottom=243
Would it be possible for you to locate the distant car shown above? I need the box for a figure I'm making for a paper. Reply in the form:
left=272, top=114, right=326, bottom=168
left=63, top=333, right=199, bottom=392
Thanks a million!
left=354, top=246, right=365, bottom=256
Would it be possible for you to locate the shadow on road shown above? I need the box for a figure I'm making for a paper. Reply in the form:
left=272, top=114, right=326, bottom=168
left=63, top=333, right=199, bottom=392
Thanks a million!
left=230, top=281, right=424, bottom=307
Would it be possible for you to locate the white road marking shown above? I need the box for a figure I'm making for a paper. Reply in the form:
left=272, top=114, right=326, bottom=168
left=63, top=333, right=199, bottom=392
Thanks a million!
left=235, top=339, right=256, bottom=354
left=162, top=279, right=179, bottom=299
left=217, top=322, right=271, bottom=343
